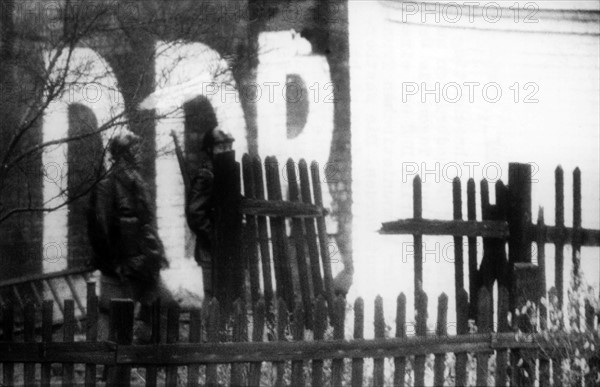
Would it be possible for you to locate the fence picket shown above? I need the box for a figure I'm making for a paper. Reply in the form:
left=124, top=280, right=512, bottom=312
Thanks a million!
left=537, top=209, right=551, bottom=387
left=63, top=299, right=75, bottom=387
left=332, top=296, right=346, bottom=387
left=467, top=178, right=478, bottom=319
left=187, top=308, right=202, bottom=387
left=572, top=167, right=583, bottom=387
left=206, top=298, right=220, bottom=387
left=496, top=285, right=510, bottom=387
left=299, top=159, right=324, bottom=299
left=455, top=289, right=469, bottom=386
left=242, top=154, right=262, bottom=309
left=291, top=299, right=305, bottom=386
left=85, top=282, right=98, bottom=387
left=249, top=299, right=266, bottom=386
left=453, top=178, right=464, bottom=295
left=476, top=288, right=492, bottom=387
left=351, top=297, right=364, bottom=387
left=24, top=302, right=36, bottom=386
left=288, top=158, right=313, bottom=328
left=434, top=293, right=448, bottom=387
left=554, top=166, right=565, bottom=309
left=2, top=304, right=14, bottom=385
left=266, top=157, right=294, bottom=308
left=231, top=299, right=247, bottom=386
left=252, top=155, right=274, bottom=308
left=414, top=288, right=428, bottom=387
left=166, top=304, right=180, bottom=386
left=107, top=299, right=134, bottom=386
left=41, top=300, right=53, bottom=387
left=394, top=293, right=406, bottom=387
left=312, top=295, right=327, bottom=387
left=373, top=295, right=385, bottom=386
left=275, top=298, right=288, bottom=387
left=413, top=176, right=423, bottom=296
left=310, top=161, right=335, bottom=320
left=145, top=299, right=161, bottom=386
left=573, top=167, right=582, bottom=299
left=548, top=286, right=563, bottom=387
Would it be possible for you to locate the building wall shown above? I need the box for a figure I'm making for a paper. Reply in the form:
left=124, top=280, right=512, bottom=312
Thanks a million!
left=350, top=0, right=599, bottom=331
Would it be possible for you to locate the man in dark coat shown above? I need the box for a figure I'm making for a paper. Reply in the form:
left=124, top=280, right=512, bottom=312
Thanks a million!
left=88, top=131, right=171, bottom=340
left=185, top=128, right=234, bottom=298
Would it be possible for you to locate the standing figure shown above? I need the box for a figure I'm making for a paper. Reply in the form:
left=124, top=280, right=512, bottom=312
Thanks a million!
left=88, top=130, right=172, bottom=341
left=185, top=127, right=234, bottom=298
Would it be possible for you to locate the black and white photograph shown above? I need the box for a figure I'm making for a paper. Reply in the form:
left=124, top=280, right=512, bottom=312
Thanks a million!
left=0, top=0, right=598, bottom=385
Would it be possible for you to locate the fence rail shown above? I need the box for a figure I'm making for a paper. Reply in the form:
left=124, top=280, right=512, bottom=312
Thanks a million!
left=3, top=281, right=592, bottom=387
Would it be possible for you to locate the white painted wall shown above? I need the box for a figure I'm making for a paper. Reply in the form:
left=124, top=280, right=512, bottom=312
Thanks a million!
left=350, top=1, right=600, bottom=335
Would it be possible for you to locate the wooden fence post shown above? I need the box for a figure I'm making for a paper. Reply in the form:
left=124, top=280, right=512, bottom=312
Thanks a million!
left=508, top=163, right=532, bottom=265
left=508, top=163, right=543, bottom=308
left=206, top=298, right=220, bottom=387
left=275, top=298, right=288, bottom=387
left=413, top=176, right=423, bottom=300
left=231, top=299, right=247, bottom=387
left=496, top=285, right=510, bottom=387
left=266, top=157, right=295, bottom=309
left=23, top=302, right=36, bottom=386
left=434, top=293, right=448, bottom=387
left=213, top=151, right=244, bottom=313
left=476, top=288, right=492, bottom=387
left=63, top=299, right=76, bottom=387
left=394, top=293, right=407, bottom=387
left=455, top=289, right=469, bottom=386
left=554, top=166, right=565, bottom=309
left=107, top=299, right=134, bottom=386
left=311, top=161, right=335, bottom=321
left=287, top=158, right=313, bottom=329
left=187, top=307, right=202, bottom=387
left=242, top=154, right=262, bottom=309
left=165, top=304, right=180, bottom=386
left=312, top=295, right=327, bottom=387
left=249, top=298, right=265, bottom=386
left=291, top=299, right=305, bottom=386
left=85, top=282, right=98, bottom=387
left=299, top=159, right=325, bottom=300
left=2, top=304, right=14, bottom=385
left=452, top=178, right=464, bottom=299
left=414, top=287, right=428, bottom=387
left=373, top=295, right=385, bottom=386
left=145, top=298, right=161, bottom=386
left=332, top=296, right=346, bottom=387
left=252, top=155, right=275, bottom=310
left=352, top=297, right=364, bottom=387
left=467, top=178, right=478, bottom=319
left=41, top=300, right=53, bottom=387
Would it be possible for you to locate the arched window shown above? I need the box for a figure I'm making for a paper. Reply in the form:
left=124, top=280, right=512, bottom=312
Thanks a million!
left=67, top=104, right=104, bottom=268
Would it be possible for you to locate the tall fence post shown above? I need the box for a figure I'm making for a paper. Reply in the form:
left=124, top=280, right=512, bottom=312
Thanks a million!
left=507, top=163, right=543, bottom=307
left=507, top=163, right=538, bottom=387
left=213, top=150, right=243, bottom=314
left=107, top=299, right=134, bottom=386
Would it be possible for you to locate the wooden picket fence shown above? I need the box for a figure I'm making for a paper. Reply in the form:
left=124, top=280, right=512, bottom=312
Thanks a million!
left=380, top=163, right=600, bottom=312
left=0, top=279, right=586, bottom=387
left=379, top=162, right=600, bottom=386
left=212, top=152, right=335, bottom=323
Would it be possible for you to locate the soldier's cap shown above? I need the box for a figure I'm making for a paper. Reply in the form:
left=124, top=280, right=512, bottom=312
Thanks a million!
left=201, top=128, right=234, bottom=151
left=109, top=130, right=141, bottom=158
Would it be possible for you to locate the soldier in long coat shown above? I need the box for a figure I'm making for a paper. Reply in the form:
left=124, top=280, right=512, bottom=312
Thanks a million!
left=88, top=131, right=171, bottom=341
